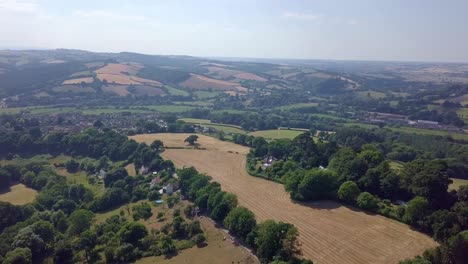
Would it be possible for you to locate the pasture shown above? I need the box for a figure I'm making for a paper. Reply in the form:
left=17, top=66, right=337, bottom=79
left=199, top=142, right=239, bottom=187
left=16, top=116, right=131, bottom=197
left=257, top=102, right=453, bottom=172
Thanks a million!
left=248, top=129, right=304, bottom=139
left=131, top=133, right=438, bottom=264
left=449, top=178, right=468, bottom=191
left=0, top=184, right=38, bottom=205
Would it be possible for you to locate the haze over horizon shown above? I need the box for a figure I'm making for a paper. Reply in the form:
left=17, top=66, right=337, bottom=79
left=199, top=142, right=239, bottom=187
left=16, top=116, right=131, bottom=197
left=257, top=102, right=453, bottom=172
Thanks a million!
left=1, top=0, right=468, bottom=63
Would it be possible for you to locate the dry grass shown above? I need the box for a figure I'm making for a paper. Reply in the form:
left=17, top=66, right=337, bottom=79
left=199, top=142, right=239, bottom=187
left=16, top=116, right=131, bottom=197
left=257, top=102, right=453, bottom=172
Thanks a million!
left=206, top=66, right=267, bottom=82
left=180, top=74, right=246, bottom=91
left=133, top=134, right=438, bottom=264
left=137, top=217, right=258, bottom=264
left=125, top=163, right=137, bottom=176
left=102, top=85, right=130, bottom=96
left=62, top=77, right=94, bottom=85
left=129, top=133, right=249, bottom=155
left=95, top=63, right=161, bottom=86
left=0, top=184, right=38, bottom=205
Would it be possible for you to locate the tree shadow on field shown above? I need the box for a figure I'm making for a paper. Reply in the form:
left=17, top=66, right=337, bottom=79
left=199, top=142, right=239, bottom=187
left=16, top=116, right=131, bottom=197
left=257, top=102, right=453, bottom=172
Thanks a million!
left=292, top=199, right=379, bottom=216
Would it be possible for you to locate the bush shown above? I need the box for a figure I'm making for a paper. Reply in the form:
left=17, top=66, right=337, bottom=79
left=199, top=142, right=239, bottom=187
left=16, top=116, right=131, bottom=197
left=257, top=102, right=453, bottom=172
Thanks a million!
left=193, top=233, right=206, bottom=246
left=337, top=181, right=360, bottom=204
left=356, top=192, right=379, bottom=211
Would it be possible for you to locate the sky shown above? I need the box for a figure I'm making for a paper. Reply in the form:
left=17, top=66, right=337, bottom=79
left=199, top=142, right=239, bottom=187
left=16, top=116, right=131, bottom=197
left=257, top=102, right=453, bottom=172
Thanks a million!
left=1, top=0, right=468, bottom=62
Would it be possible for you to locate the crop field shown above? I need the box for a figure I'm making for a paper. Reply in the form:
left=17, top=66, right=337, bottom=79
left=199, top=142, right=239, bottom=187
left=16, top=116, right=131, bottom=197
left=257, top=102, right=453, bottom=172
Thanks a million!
left=95, top=63, right=161, bottom=86
left=180, top=74, right=246, bottom=91
left=62, top=77, right=94, bottom=85
left=248, top=129, right=304, bottom=139
left=206, top=66, right=267, bottom=82
left=0, top=184, right=38, bottom=205
left=131, top=133, right=438, bottom=264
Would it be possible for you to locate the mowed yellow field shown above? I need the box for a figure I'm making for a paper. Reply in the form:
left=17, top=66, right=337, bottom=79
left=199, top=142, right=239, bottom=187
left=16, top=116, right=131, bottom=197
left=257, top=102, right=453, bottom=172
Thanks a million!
left=0, top=184, right=38, bottom=205
left=131, top=133, right=438, bottom=264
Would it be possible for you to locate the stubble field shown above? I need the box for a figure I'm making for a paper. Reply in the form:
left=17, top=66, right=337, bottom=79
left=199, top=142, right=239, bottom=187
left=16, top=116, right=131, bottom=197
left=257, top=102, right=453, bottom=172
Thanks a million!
left=131, top=133, right=438, bottom=264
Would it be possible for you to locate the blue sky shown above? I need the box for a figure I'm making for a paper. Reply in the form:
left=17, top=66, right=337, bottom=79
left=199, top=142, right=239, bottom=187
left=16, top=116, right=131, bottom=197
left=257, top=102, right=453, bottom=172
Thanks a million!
left=1, top=0, right=468, bottom=62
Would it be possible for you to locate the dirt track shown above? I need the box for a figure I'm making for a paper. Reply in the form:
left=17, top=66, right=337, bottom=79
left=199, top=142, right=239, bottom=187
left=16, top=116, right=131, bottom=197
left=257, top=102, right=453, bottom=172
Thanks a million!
left=132, top=133, right=438, bottom=264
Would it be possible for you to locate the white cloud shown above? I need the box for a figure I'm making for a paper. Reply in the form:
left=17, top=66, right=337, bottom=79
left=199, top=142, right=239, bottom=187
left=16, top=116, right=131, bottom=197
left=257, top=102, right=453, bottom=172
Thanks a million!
left=0, top=0, right=38, bottom=14
left=73, top=9, right=149, bottom=22
left=282, top=12, right=320, bottom=21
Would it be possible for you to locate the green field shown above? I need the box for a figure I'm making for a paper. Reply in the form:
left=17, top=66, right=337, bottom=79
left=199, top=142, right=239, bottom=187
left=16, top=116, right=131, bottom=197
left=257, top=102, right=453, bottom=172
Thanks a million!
left=204, top=124, right=246, bottom=134
left=356, top=90, right=386, bottom=99
left=343, top=122, right=379, bottom=129
left=277, top=102, right=319, bottom=110
left=457, top=108, right=468, bottom=122
left=178, top=118, right=212, bottom=124
left=311, top=113, right=350, bottom=122
left=164, top=86, right=189, bottom=96
left=178, top=118, right=246, bottom=134
left=449, top=178, right=468, bottom=191
left=194, top=91, right=220, bottom=99
left=248, top=129, right=304, bottom=139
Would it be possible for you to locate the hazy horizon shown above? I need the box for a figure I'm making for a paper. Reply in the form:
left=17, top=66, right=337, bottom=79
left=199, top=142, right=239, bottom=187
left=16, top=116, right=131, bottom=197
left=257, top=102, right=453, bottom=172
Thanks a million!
left=1, top=0, right=468, bottom=63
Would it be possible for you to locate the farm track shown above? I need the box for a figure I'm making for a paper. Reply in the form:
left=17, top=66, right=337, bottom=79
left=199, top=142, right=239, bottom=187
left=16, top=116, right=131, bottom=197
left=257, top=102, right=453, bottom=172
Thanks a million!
left=132, top=134, right=438, bottom=264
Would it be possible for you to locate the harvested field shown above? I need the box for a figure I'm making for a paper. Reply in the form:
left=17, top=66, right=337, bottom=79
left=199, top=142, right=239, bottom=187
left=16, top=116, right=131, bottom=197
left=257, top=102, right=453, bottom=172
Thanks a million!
left=129, top=133, right=249, bottom=154
left=95, top=63, right=141, bottom=75
left=62, top=77, right=94, bottom=85
left=206, top=66, right=267, bottom=82
left=102, top=85, right=130, bottom=96
left=180, top=74, right=246, bottom=91
left=131, top=133, right=438, bottom=264
left=95, top=63, right=161, bottom=86
left=0, top=184, right=38, bottom=205
left=137, top=217, right=258, bottom=264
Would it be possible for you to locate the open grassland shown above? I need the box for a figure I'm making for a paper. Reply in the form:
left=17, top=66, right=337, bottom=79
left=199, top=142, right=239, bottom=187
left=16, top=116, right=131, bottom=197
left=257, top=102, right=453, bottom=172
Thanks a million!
left=129, top=133, right=249, bottom=155
left=137, top=217, right=258, bottom=264
left=180, top=74, right=246, bottom=91
left=95, top=63, right=161, bottom=86
left=194, top=90, right=220, bottom=99
left=131, top=133, right=438, bottom=264
left=356, top=90, right=387, bottom=99
left=164, top=86, right=189, bottom=96
left=125, top=163, right=137, bottom=176
left=449, top=178, right=468, bottom=191
left=277, top=102, right=319, bottom=110
left=457, top=108, right=468, bottom=122
left=177, top=119, right=246, bottom=134
left=205, top=66, right=267, bottom=82
left=62, top=77, right=94, bottom=85
left=52, top=85, right=95, bottom=93
left=0, top=184, right=38, bottom=205
left=179, top=118, right=212, bottom=123
left=248, top=129, right=304, bottom=139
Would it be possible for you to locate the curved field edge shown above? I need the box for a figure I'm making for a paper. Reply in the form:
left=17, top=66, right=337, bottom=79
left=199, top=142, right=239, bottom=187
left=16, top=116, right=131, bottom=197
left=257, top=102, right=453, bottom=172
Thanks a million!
left=130, top=133, right=438, bottom=264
